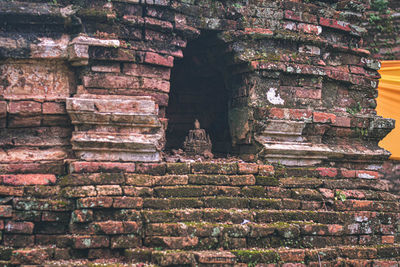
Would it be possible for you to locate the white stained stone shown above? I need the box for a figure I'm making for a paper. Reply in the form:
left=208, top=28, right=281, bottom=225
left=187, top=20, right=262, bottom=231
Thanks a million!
left=266, top=87, right=284, bottom=105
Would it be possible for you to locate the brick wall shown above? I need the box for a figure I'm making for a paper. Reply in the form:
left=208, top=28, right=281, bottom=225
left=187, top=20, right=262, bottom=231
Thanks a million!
left=1, top=163, right=400, bottom=265
left=363, top=0, right=400, bottom=60
left=0, top=0, right=398, bottom=265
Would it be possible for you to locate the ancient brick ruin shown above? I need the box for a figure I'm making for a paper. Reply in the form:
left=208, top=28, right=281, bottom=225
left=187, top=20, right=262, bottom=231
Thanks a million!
left=0, top=0, right=400, bottom=266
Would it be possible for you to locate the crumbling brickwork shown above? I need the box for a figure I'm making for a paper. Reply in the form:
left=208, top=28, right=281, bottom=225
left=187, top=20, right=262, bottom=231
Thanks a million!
left=364, top=0, right=400, bottom=60
left=0, top=0, right=398, bottom=266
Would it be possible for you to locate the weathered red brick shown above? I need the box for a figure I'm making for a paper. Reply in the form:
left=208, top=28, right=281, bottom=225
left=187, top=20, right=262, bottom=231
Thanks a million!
left=269, top=107, right=285, bottom=119
left=111, top=234, right=142, bottom=248
left=71, top=209, right=93, bottom=223
left=144, top=52, right=174, bottom=67
left=382, top=235, right=395, bottom=244
left=327, top=224, right=344, bottom=235
left=379, top=224, right=394, bottom=235
left=5, top=221, right=34, bottom=234
left=91, top=63, right=121, bottom=73
left=191, top=162, right=238, bottom=175
left=8, top=101, right=41, bottom=115
left=0, top=205, right=13, bottom=217
left=251, top=61, right=286, bottom=71
left=145, top=236, right=198, bottom=249
left=4, top=234, right=34, bottom=247
left=141, top=77, right=170, bottom=92
left=62, top=186, right=96, bottom=198
left=313, top=112, right=336, bottom=123
left=334, top=116, right=351, bottom=127
left=244, top=28, right=273, bottom=35
left=1, top=174, right=56, bottom=186
left=153, top=175, right=188, bottom=186
left=238, top=163, right=258, bottom=174
left=0, top=101, right=6, bottom=117
left=288, top=109, right=313, bottom=120
left=62, top=173, right=125, bottom=186
left=230, top=175, right=256, bottom=186
left=316, top=167, right=337, bottom=178
left=258, top=165, right=274, bottom=176
left=269, top=108, right=313, bottom=121
left=338, top=246, right=377, bottom=259
left=95, top=221, right=141, bottom=234
left=77, top=197, right=113, bottom=209
left=0, top=185, right=24, bottom=196
left=193, top=251, right=236, bottom=264
left=136, top=163, right=167, bottom=175
left=124, top=63, right=171, bottom=80
left=145, top=17, right=173, bottom=31
left=83, top=74, right=139, bottom=89
left=126, top=174, right=154, bottom=186
left=74, top=235, right=109, bottom=249
left=341, top=189, right=366, bottom=199
left=356, top=170, right=382, bottom=179
left=145, top=29, right=170, bottom=42
left=166, top=163, right=190, bottom=175
left=284, top=10, right=302, bottom=21
left=11, top=248, right=52, bottom=265
left=96, top=185, right=122, bottom=196
left=113, top=197, right=143, bottom=208
left=319, top=188, right=334, bottom=199
left=319, top=17, right=351, bottom=32
left=123, top=186, right=153, bottom=197
left=334, top=200, right=374, bottom=211
left=42, top=102, right=66, bottom=114
left=8, top=115, right=42, bottom=127
left=340, top=169, right=356, bottom=178
left=41, top=211, right=69, bottom=222
left=295, top=88, right=321, bottom=99
left=297, top=23, right=322, bottom=35
left=349, top=66, right=367, bottom=75
left=279, top=249, right=305, bottom=262
left=87, top=248, right=116, bottom=259
left=70, top=162, right=135, bottom=173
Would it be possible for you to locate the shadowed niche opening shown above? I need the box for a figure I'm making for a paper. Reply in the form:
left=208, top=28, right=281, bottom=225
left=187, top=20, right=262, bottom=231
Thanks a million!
left=165, top=31, right=233, bottom=157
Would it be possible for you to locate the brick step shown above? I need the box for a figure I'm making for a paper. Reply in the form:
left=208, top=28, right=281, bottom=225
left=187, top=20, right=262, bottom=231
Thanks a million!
left=43, top=261, right=152, bottom=267
left=56, top=184, right=399, bottom=205
left=8, top=194, right=399, bottom=214
left=125, top=246, right=400, bottom=266
left=144, top=185, right=398, bottom=200
left=142, top=220, right=396, bottom=250
left=6, top=245, right=400, bottom=266
left=140, top=208, right=399, bottom=225
left=141, top=221, right=351, bottom=250
left=143, top=220, right=382, bottom=238
left=7, top=245, right=153, bottom=266
left=140, top=196, right=399, bottom=212
left=59, top=173, right=393, bottom=195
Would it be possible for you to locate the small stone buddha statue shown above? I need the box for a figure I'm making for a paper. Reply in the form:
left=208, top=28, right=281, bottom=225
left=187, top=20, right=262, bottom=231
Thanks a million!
left=183, top=119, right=213, bottom=157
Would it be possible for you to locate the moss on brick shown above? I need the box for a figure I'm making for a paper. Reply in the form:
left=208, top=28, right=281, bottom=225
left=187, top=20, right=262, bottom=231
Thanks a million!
left=232, top=249, right=280, bottom=263
left=166, top=163, right=190, bottom=175
left=256, top=176, right=279, bottom=186
left=191, top=162, right=238, bottom=174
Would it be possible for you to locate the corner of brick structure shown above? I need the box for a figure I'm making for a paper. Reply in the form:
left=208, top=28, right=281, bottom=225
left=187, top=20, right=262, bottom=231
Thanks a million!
left=0, top=0, right=399, bottom=266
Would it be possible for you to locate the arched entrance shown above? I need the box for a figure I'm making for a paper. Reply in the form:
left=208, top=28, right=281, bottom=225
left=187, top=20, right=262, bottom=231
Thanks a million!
left=165, top=31, right=233, bottom=157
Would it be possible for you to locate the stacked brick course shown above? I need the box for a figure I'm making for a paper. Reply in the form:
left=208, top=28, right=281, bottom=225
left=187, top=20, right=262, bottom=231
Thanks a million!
left=1, top=163, right=400, bottom=265
left=0, top=0, right=398, bottom=266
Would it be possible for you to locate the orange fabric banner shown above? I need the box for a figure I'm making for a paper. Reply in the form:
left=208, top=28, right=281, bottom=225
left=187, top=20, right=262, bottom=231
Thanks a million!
left=376, top=60, right=400, bottom=160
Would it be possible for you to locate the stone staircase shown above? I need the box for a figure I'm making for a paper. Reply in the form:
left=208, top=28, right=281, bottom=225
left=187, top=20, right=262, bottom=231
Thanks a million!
left=1, top=162, right=400, bottom=266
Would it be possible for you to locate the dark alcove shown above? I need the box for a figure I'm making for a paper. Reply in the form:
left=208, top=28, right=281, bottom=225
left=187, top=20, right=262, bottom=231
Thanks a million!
left=165, top=31, right=232, bottom=156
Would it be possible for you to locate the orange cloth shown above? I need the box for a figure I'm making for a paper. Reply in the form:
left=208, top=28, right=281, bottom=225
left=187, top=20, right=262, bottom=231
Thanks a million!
left=377, top=60, right=400, bottom=160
